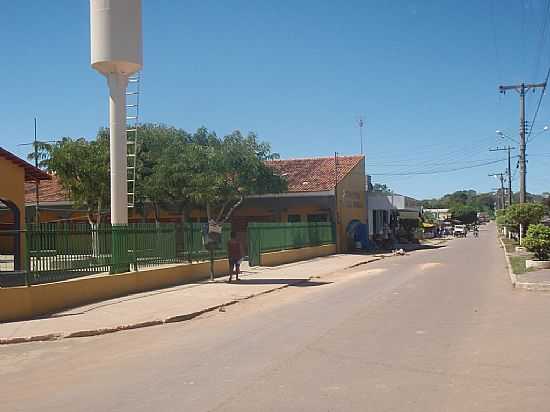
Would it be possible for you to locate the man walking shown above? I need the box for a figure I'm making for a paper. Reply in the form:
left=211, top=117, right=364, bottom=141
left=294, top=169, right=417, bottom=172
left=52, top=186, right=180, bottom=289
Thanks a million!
left=227, top=232, right=242, bottom=282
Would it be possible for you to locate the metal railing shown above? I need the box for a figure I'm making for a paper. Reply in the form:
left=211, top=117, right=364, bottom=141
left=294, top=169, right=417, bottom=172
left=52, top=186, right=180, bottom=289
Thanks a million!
left=248, top=222, right=336, bottom=266
left=0, top=222, right=231, bottom=286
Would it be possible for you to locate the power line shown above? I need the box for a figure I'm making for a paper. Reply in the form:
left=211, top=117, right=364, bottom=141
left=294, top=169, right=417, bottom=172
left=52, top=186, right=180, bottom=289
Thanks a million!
left=369, top=158, right=509, bottom=176
left=526, top=66, right=550, bottom=143
left=491, top=0, right=503, bottom=83
left=532, top=0, right=550, bottom=80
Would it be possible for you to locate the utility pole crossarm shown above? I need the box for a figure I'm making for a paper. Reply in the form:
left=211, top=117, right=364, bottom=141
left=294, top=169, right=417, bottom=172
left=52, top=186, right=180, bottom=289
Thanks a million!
left=498, top=81, right=545, bottom=203
left=499, top=83, right=546, bottom=93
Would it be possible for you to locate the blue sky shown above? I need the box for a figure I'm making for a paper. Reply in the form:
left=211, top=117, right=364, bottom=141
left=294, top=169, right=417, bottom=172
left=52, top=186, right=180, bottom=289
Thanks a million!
left=1, top=1, right=550, bottom=199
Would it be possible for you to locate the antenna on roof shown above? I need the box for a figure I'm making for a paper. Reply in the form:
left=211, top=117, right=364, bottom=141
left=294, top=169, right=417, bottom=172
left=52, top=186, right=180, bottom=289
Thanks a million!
left=357, top=116, right=365, bottom=156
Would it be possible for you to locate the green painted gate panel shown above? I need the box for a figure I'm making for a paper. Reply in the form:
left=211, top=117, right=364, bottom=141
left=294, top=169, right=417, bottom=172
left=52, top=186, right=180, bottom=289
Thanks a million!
left=247, top=222, right=335, bottom=267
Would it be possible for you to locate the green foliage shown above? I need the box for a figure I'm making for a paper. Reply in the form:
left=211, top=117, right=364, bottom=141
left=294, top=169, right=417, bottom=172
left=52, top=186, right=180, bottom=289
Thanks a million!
left=423, top=211, right=437, bottom=224
left=44, top=136, right=109, bottom=224
left=32, top=123, right=286, bottom=225
left=420, top=190, right=495, bottom=214
left=449, top=204, right=477, bottom=224
left=504, top=203, right=544, bottom=231
left=495, top=209, right=508, bottom=226
left=186, top=130, right=287, bottom=223
left=522, top=224, right=550, bottom=261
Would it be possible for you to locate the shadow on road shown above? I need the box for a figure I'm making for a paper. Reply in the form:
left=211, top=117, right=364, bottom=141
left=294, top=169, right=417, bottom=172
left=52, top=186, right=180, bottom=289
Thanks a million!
left=230, top=278, right=332, bottom=287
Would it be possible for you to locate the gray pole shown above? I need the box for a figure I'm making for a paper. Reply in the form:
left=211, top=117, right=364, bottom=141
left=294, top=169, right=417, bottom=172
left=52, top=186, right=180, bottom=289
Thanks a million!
left=500, top=174, right=506, bottom=209
left=499, top=81, right=546, bottom=203
left=519, top=84, right=526, bottom=203
left=507, top=146, right=513, bottom=206
left=34, top=118, right=40, bottom=224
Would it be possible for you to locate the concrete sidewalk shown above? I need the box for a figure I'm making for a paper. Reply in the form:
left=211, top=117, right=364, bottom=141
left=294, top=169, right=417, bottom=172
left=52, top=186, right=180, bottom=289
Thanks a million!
left=0, top=254, right=386, bottom=345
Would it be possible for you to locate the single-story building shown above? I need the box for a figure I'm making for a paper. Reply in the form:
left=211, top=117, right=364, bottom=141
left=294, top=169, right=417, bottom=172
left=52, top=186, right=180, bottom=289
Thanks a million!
left=24, top=155, right=367, bottom=253
left=0, top=147, right=50, bottom=271
left=366, top=191, right=422, bottom=242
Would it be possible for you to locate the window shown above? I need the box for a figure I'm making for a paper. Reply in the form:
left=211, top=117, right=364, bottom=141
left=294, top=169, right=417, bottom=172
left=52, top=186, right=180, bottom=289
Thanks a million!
left=288, top=214, right=301, bottom=223
left=307, top=213, right=328, bottom=223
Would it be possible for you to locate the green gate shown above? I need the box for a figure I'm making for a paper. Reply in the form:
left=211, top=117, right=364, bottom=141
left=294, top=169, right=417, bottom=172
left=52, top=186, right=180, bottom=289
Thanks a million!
left=247, top=222, right=335, bottom=267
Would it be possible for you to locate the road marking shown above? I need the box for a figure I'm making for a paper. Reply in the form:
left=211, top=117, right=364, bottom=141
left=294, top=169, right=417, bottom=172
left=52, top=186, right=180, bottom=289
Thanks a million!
left=418, top=262, right=443, bottom=270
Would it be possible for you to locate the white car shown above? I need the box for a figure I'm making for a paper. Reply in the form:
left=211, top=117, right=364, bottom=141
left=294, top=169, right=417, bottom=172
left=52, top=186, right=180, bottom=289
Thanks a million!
left=453, top=225, right=467, bottom=237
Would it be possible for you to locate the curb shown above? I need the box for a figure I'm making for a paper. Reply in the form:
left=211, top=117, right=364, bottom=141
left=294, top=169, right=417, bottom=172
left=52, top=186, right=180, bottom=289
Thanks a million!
left=498, top=236, right=517, bottom=287
left=498, top=236, right=550, bottom=291
left=0, top=256, right=390, bottom=346
left=0, top=280, right=304, bottom=345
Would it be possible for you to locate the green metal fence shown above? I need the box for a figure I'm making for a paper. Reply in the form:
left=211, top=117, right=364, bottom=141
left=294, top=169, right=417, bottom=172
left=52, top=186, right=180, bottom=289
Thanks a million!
left=247, top=222, right=336, bottom=266
left=0, top=222, right=232, bottom=286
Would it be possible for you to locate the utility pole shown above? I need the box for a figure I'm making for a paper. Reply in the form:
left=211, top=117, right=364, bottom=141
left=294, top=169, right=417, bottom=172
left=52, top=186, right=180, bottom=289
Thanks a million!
left=499, top=82, right=546, bottom=203
left=489, top=146, right=515, bottom=206
left=17, top=118, right=57, bottom=224
left=489, top=173, right=506, bottom=209
left=357, top=116, right=365, bottom=155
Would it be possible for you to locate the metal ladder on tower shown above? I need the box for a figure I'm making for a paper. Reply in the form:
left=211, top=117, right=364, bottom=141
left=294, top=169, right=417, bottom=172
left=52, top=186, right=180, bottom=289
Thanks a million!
left=126, top=72, right=141, bottom=209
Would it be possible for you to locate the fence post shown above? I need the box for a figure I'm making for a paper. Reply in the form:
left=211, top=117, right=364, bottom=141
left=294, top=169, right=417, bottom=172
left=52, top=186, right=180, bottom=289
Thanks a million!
left=24, top=225, right=30, bottom=286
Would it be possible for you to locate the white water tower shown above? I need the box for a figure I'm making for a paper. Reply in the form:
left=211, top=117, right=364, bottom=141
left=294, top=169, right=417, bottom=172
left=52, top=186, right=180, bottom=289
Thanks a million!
left=90, top=0, right=142, bottom=226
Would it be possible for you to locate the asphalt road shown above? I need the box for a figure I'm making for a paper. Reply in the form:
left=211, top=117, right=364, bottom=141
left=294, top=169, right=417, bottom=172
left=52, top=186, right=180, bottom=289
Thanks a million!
left=2, top=223, right=550, bottom=412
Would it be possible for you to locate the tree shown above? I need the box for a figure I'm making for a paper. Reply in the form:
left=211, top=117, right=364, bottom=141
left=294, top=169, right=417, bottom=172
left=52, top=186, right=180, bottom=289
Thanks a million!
left=523, top=224, right=550, bottom=261
left=189, top=130, right=287, bottom=226
left=419, top=190, right=496, bottom=214
left=504, top=203, right=544, bottom=232
left=449, top=205, right=477, bottom=224
left=44, top=136, right=109, bottom=227
left=97, top=123, right=190, bottom=223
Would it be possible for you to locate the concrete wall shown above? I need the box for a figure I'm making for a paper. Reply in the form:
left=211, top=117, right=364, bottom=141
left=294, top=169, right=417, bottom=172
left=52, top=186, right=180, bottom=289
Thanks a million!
left=0, top=259, right=229, bottom=323
left=260, top=244, right=336, bottom=266
left=336, top=158, right=367, bottom=252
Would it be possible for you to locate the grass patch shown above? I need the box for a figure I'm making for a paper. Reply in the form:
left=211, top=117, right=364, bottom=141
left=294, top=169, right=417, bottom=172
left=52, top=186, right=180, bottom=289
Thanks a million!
left=510, top=255, right=528, bottom=274
left=501, top=237, right=519, bottom=254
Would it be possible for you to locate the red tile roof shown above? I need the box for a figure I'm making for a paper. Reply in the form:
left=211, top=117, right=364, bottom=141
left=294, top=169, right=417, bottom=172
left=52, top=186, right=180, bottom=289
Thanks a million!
left=25, top=175, right=69, bottom=204
left=0, top=147, right=51, bottom=181
left=266, top=155, right=364, bottom=192
left=22, top=155, right=365, bottom=205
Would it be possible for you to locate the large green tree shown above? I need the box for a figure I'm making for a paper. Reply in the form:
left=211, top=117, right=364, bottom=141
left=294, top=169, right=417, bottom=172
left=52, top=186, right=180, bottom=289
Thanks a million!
left=504, top=203, right=545, bottom=232
left=449, top=204, right=478, bottom=224
left=44, top=136, right=110, bottom=227
left=188, top=130, right=286, bottom=225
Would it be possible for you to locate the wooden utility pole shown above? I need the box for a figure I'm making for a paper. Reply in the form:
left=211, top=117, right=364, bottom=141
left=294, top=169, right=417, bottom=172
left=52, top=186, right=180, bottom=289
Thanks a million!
left=489, top=146, right=515, bottom=207
left=499, top=82, right=546, bottom=203
left=489, top=173, right=506, bottom=209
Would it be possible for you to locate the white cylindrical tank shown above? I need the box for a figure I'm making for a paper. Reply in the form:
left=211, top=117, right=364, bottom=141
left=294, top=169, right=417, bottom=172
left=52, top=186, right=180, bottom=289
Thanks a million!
left=90, top=0, right=142, bottom=76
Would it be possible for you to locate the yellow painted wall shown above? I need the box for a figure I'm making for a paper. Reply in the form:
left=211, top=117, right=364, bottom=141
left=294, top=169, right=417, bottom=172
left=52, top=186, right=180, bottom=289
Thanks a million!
left=260, top=244, right=336, bottom=266
left=0, top=159, right=26, bottom=256
left=0, top=259, right=229, bottom=322
left=336, top=158, right=367, bottom=252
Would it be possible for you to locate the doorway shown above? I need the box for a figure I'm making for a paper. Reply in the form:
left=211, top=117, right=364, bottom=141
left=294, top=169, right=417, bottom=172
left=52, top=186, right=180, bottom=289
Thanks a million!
left=0, top=198, right=22, bottom=272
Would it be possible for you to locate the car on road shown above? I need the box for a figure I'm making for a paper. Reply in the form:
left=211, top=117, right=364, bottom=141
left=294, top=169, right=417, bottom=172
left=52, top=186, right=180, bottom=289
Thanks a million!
left=453, top=224, right=467, bottom=237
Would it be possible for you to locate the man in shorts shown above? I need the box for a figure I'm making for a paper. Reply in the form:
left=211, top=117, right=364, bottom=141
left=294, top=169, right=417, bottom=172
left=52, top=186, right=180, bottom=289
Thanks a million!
left=227, top=232, right=242, bottom=282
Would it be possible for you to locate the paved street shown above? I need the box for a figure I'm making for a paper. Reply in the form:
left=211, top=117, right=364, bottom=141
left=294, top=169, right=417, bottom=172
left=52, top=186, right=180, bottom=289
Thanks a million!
left=2, top=223, right=550, bottom=411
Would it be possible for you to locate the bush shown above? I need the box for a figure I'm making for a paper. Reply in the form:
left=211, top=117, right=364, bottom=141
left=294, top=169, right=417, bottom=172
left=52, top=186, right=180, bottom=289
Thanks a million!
left=504, top=203, right=545, bottom=232
left=522, top=224, right=550, bottom=261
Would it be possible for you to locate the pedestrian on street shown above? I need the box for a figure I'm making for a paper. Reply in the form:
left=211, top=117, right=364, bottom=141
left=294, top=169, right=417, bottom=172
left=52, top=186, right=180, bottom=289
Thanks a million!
left=227, top=232, right=242, bottom=283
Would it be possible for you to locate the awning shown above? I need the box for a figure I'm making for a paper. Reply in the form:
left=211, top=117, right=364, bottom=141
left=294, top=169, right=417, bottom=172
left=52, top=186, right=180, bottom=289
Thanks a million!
left=399, top=210, right=421, bottom=220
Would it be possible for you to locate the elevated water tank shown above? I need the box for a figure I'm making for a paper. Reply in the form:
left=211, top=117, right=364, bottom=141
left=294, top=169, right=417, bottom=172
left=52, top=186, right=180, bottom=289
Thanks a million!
left=90, top=0, right=142, bottom=76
